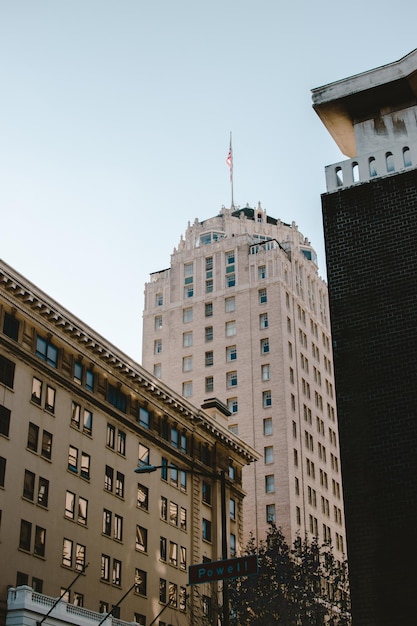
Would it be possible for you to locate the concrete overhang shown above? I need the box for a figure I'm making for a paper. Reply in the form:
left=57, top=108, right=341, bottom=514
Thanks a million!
left=312, top=48, right=417, bottom=157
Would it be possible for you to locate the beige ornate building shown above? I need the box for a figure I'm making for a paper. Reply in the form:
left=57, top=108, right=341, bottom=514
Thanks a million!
left=0, top=259, right=257, bottom=626
left=142, top=205, right=346, bottom=554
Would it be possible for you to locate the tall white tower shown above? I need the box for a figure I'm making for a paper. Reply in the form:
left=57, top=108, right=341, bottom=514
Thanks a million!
left=142, top=204, right=345, bottom=554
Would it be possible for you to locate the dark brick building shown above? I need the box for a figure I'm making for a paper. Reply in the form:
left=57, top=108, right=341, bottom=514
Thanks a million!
left=312, top=50, right=417, bottom=626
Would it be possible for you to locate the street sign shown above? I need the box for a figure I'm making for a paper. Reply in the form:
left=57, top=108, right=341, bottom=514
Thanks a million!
left=188, top=554, right=258, bottom=585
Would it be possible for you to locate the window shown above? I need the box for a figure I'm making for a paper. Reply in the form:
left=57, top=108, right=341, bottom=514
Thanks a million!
left=114, top=514, right=123, bottom=541
left=31, top=377, right=42, bottom=405
left=227, top=397, right=238, bottom=413
left=107, top=385, right=127, bottom=413
left=137, top=483, right=149, bottom=510
left=225, top=320, right=236, bottom=337
left=258, top=265, right=266, bottom=279
left=65, top=491, right=76, bottom=519
left=182, top=381, right=193, bottom=397
left=225, top=296, right=235, bottom=312
left=36, top=336, right=58, bottom=368
left=73, top=593, right=84, bottom=607
left=263, top=390, right=272, bottom=407
left=80, top=452, right=90, bottom=479
left=75, top=543, right=86, bottom=570
left=72, top=402, right=81, bottom=428
left=205, top=302, right=213, bottom=317
left=169, top=541, right=178, bottom=566
left=160, top=536, right=167, bottom=560
left=107, top=424, right=115, bottom=448
left=230, top=498, right=236, bottom=520
left=259, top=288, right=267, bottom=304
left=261, top=338, right=270, bottom=354
left=38, top=477, right=49, bottom=507
left=0, top=355, right=15, bottom=388
left=226, top=345, right=237, bottom=361
left=0, top=405, right=10, bottom=437
left=154, top=339, right=162, bottom=354
left=226, top=273, right=236, bottom=288
left=3, top=312, right=19, bottom=340
left=34, top=525, right=46, bottom=557
left=23, top=470, right=35, bottom=500
left=184, top=285, right=193, bottom=298
left=0, top=456, right=5, bottom=487
left=206, top=278, right=213, bottom=293
left=202, top=518, right=212, bottom=542
left=135, top=569, right=147, bottom=596
left=102, top=509, right=111, bottom=535
left=27, top=422, right=39, bottom=452
left=138, top=443, right=150, bottom=467
left=265, top=475, right=275, bottom=493
left=230, top=533, right=237, bottom=557
left=226, top=371, right=238, bottom=388
left=266, top=504, right=276, bottom=523
left=202, top=481, right=212, bottom=504
left=169, top=582, right=178, bottom=608
left=112, top=559, right=122, bottom=586
left=205, top=376, right=214, bottom=393
left=74, top=362, right=83, bottom=384
left=169, top=501, right=178, bottom=525
left=259, top=313, right=268, bottom=329
left=116, top=471, right=124, bottom=497
left=85, top=370, right=94, bottom=392
left=263, top=417, right=272, bottom=436
left=205, top=351, right=213, bottom=366
left=180, top=546, right=187, bottom=570
left=183, top=331, right=193, bottom=347
left=104, top=465, right=113, bottom=491
left=183, top=356, right=193, bottom=372
left=139, top=407, right=150, bottom=429
left=153, top=363, right=161, bottom=378
left=78, top=497, right=88, bottom=524
left=101, top=554, right=110, bottom=582
left=262, top=363, right=270, bottom=381
left=117, top=429, right=126, bottom=454
left=40, top=430, right=52, bottom=460
left=183, top=308, right=193, bottom=323
left=155, top=315, right=163, bottom=330
left=205, top=326, right=213, bottom=342
left=136, top=525, right=148, bottom=552
left=159, top=578, right=167, bottom=603
left=62, top=538, right=73, bottom=567
left=45, top=386, right=56, bottom=413
left=180, top=506, right=187, bottom=530
left=264, top=446, right=274, bottom=464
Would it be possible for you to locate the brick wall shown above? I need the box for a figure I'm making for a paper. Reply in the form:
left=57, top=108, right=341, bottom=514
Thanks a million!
left=322, top=168, right=417, bottom=626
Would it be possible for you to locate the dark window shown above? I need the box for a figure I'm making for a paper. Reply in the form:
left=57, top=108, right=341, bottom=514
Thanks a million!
left=0, top=456, right=6, bottom=487
left=139, top=407, right=150, bottom=429
left=19, top=520, right=32, bottom=551
left=85, top=369, right=94, bottom=392
left=32, top=578, right=43, bottom=593
left=107, top=384, right=127, bottom=413
left=27, top=422, right=39, bottom=452
left=103, top=509, right=112, bottom=536
left=3, top=313, right=20, bottom=341
left=16, top=572, right=29, bottom=586
left=202, top=481, right=212, bottom=504
left=0, top=355, right=15, bottom=388
left=159, top=578, right=167, bottom=603
left=135, top=568, right=147, bottom=596
left=41, top=431, right=53, bottom=460
left=23, top=470, right=35, bottom=500
left=0, top=405, right=11, bottom=437
left=34, top=525, right=46, bottom=557
left=104, top=465, right=113, bottom=491
left=74, top=362, right=83, bottom=384
left=38, top=477, right=49, bottom=507
left=36, top=336, right=58, bottom=368
left=202, top=518, right=212, bottom=542
left=116, top=471, right=124, bottom=497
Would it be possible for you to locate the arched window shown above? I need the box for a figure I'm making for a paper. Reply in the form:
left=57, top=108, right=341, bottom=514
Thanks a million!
left=369, top=157, right=377, bottom=177
left=403, top=147, right=412, bottom=168
left=352, top=162, right=359, bottom=182
left=386, top=152, right=395, bottom=173
left=335, top=167, right=343, bottom=187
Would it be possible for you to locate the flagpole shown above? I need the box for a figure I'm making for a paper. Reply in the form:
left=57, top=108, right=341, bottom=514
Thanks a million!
left=226, top=132, right=234, bottom=209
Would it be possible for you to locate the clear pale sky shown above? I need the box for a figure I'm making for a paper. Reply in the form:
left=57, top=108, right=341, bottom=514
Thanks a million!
left=1, top=1, right=416, bottom=361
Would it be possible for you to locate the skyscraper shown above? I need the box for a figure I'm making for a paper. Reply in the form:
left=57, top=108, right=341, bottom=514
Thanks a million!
left=313, top=49, right=417, bottom=626
left=142, top=204, right=346, bottom=557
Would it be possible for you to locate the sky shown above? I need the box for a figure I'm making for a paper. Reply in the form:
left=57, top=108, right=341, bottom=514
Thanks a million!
left=1, top=1, right=416, bottom=362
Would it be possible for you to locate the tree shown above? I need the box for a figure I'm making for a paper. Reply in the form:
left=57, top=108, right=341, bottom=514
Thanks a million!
left=229, top=524, right=351, bottom=626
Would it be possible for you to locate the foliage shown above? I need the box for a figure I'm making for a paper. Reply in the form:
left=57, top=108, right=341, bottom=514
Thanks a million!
left=228, top=524, right=351, bottom=626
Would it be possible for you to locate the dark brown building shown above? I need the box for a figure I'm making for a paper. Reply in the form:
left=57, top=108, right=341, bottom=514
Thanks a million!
left=312, top=50, right=417, bottom=626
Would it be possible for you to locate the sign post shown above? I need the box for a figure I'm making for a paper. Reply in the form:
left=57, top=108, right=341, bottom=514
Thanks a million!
left=188, top=554, right=258, bottom=586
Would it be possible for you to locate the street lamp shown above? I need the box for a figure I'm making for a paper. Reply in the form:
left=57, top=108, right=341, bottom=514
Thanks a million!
left=134, top=464, right=230, bottom=626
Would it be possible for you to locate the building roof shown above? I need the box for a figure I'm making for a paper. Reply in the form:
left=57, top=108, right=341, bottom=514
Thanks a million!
left=312, top=48, right=417, bottom=157
left=0, top=258, right=258, bottom=464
